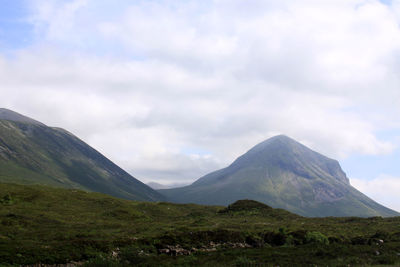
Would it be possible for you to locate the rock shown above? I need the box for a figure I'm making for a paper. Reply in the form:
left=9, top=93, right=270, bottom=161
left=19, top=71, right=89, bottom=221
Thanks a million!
left=158, top=248, right=170, bottom=254
left=159, top=245, right=191, bottom=256
left=111, top=248, right=120, bottom=258
left=375, top=251, right=380, bottom=256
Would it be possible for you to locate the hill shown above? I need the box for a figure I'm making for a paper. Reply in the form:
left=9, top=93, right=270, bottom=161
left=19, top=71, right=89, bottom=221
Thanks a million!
left=1, top=183, right=400, bottom=266
left=160, top=135, right=399, bottom=217
left=0, top=108, right=164, bottom=201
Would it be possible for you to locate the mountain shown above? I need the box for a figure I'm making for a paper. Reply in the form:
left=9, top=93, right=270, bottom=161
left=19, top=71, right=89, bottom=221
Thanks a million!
left=0, top=108, right=45, bottom=125
left=160, top=135, right=399, bottom=217
left=147, top=181, right=190, bottom=190
left=0, top=108, right=164, bottom=201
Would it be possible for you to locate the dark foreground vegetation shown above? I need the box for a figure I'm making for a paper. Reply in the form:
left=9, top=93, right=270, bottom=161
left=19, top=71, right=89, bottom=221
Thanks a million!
left=1, top=183, right=400, bottom=266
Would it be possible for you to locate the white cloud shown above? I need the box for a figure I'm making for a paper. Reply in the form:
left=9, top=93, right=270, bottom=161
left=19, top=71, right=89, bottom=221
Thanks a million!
left=1, top=0, right=400, bottom=184
left=351, top=175, right=400, bottom=212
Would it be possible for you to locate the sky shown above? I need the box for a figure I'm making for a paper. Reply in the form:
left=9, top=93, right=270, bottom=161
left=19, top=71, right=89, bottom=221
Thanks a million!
left=0, top=0, right=399, bottom=212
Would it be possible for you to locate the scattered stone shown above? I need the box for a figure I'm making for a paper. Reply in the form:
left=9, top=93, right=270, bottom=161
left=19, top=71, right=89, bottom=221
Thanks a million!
left=375, top=251, right=380, bottom=256
left=231, top=242, right=251, bottom=248
left=158, top=245, right=191, bottom=256
left=111, top=247, right=120, bottom=258
left=158, top=241, right=254, bottom=256
left=158, top=248, right=170, bottom=254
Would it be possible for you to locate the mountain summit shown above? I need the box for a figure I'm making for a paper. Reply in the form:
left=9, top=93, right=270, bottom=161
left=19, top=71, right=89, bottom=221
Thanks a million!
left=0, top=109, right=164, bottom=202
left=160, top=135, right=399, bottom=217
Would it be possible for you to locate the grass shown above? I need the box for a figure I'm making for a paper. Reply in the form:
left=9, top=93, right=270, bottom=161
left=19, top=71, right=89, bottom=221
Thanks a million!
left=1, top=182, right=400, bottom=266
left=0, top=119, right=165, bottom=202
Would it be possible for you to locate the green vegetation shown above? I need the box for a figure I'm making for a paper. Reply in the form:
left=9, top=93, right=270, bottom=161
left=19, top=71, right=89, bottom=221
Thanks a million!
left=0, top=118, right=164, bottom=202
left=160, top=135, right=399, bottom=217
left=1, top=183, right=400, bottom=266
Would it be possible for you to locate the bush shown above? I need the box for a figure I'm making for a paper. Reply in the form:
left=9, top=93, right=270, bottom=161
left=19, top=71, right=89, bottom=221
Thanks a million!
left=245, top=235, right=264, bottom=248
left=305, top=231, right=329, bottom=245
left=351, top=236, right=369, bottom=245
left=264, top=231, right=286, bottom=246
left=371, top=230, right=389, bottom=240
left=290, top=230, right=308, bottom=245
left=284, top=235, right=295, bottom=246
left=1, top=194, right=14, bottom=205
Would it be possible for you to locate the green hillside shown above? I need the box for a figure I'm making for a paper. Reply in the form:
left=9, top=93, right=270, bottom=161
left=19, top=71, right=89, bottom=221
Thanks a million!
left=1, top=183, right=400, bottom=266
left=0, top=109, right=164, bottom=202
left=160, top=135, right=399, bottom=217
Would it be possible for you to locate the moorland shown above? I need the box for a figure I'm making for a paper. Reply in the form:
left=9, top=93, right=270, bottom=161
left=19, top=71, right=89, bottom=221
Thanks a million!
left=1, top=183, right=400, bottom=266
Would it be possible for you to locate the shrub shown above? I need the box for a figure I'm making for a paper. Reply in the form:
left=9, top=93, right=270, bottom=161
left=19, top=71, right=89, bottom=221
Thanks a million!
left=305, top=231, right=329, bottom=245
left=1, top=194, right=14, bottom=205
left=284, top=235, right=295, bottom=246
left=279, top=227, right=287, bottom=235
left=351, top=236, right=368, bottom=245
left=371, top=230, right=389, bottom=240
left=245, top=235, right=264, bottom=248
left=264, top=231, right=286, bottom=246
left=290, top=230, right=308, bottom=245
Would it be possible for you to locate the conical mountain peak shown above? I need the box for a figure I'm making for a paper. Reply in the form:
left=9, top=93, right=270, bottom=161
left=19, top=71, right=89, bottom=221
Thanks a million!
left=229, top=135, right=349, bottom=185
left=245, top=135, right=303, bottom=154
left=265, top=134, right=293, bottom=142
left=160, top=135, right=399, bottom=217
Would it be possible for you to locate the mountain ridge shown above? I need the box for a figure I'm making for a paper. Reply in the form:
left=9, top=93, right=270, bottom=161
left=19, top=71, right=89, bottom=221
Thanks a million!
left=0, top=108, right=45, bottom=126
left=0, top=109, right=164, bottom=202
left=160, top=135, right=399, bottom=217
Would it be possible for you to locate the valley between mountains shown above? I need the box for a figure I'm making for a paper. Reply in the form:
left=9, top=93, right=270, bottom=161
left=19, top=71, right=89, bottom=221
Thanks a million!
left=1, top=108, right=400, bottom=266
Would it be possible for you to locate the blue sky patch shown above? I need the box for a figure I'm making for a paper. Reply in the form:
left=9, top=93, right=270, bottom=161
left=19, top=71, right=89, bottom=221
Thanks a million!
left=0, top=0, right=34, bottom=51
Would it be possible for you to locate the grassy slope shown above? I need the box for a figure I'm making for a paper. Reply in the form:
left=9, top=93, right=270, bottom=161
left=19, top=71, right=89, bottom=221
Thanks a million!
left=1, top=183, right=400, bottom=266
left=160, top=165, right=399, bottom=217
left=0, top=119, right=164, bottom=202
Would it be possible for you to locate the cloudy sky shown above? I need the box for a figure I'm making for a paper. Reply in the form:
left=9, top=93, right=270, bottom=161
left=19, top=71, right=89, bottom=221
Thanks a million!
left=1, top=0, right=399, bottom=211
